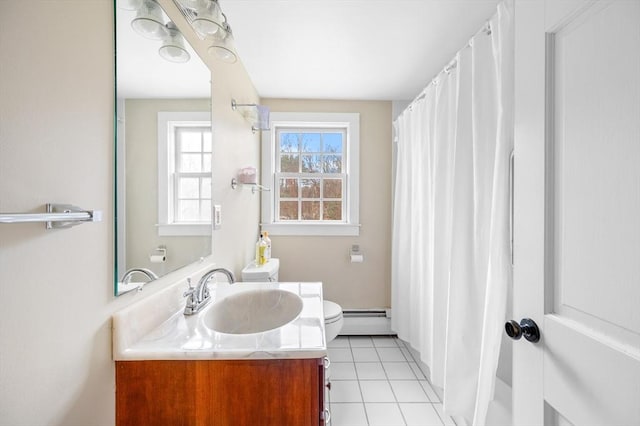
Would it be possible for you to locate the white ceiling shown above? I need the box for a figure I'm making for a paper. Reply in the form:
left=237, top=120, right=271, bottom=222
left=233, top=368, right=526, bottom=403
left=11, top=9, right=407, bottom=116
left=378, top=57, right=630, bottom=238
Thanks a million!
left=220, top=0, right=501, bottom=101
left=116, top=0, right=501, bottom=101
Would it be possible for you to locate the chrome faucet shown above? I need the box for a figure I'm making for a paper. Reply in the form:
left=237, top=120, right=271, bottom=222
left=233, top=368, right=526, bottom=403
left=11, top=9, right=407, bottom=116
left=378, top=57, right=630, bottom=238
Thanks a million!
left=183, top=268, right=236, bottom=315
left=121, top=267, right=158, bottom=292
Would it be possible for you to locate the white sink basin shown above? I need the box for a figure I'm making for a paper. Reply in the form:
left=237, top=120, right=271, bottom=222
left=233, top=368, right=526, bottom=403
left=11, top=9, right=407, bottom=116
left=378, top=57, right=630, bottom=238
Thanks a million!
left=204, top=288, right=303, bottom=334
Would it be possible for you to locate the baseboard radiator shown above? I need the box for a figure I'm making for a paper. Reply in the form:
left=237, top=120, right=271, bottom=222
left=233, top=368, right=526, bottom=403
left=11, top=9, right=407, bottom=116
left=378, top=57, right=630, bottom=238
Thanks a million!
left=339, top=309, right=395, bottom=336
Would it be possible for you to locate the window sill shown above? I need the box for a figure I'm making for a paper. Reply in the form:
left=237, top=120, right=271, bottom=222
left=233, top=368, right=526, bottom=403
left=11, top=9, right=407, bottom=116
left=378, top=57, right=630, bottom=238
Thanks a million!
left=157, top=223, right=212, bottom=237
left=261, top=223, right=360, bottom=236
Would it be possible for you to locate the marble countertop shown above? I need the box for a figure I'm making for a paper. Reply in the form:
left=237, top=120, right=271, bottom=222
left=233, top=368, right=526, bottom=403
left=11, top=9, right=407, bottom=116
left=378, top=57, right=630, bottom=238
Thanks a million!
left=113, top=281, right=327, bottom=361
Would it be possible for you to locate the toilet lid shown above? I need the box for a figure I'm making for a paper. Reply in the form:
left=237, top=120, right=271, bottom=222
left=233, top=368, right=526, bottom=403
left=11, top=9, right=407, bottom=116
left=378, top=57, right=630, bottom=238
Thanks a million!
left=323, top=300, right=342, bottom=322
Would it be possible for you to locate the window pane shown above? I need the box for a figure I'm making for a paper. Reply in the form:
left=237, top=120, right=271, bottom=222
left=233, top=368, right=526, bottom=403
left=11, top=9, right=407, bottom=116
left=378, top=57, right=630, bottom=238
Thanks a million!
left=203, top=153, right=212, bottom=172
left=301, top=154, right=322, bottom=173
left=280, top=154, right=299, bottom=172
left=301, top=179, right=320, bottom=198
left=301, top=201, right=321, bottom=220
left=279, top=178, right=298, bottom=198
left=203, top=131, right=212, bottom=152
left=279, top=201, right=298, bottom=220
left=180, top=154, right=202, bottom=172
left=179, top=177, right=200, bottom=198
left=178, top=200, right=199, bottom=221
left=200, top=200, right=212, bottom=221
left=323, top=201, right=342, bottom=220
left=323, top=179, right=342, bottom=198
left=301, top=133, right=321, bottom=152
left=323, top=133, right=343, bottom=153
left=280, top=133, right=299, bottom=153
left=181, top=131, right=202, bottom=152
left=201, top=177, right=211, bottom=199
left=323, top=154, right=342, bottom=173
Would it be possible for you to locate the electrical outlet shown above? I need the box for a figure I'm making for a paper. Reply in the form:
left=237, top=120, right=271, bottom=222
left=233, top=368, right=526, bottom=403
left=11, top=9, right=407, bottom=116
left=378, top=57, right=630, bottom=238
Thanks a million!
left=214, top=204, right=222, bottom=229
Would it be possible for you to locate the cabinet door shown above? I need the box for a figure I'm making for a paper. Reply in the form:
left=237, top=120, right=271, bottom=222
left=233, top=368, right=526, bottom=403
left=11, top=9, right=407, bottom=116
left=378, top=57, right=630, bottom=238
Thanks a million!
left=116, top=358, right=324, bottom=426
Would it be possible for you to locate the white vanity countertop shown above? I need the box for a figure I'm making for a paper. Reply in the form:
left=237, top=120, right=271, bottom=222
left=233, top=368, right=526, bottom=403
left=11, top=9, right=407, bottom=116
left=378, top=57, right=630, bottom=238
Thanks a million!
left=112, top=281, right=327, bottom=361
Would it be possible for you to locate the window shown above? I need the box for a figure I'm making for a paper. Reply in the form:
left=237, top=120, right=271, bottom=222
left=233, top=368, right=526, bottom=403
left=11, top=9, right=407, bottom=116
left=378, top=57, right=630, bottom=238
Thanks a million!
left=158, top=111, right=212, bottom=236
left=261, top=112, right=360, bottom=236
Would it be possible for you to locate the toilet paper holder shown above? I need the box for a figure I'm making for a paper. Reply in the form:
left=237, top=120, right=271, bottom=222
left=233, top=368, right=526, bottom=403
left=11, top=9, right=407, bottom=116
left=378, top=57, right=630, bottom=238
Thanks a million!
left=349, top=244, right=364, bottom=263
left=149, top=246, right=167, bottom=263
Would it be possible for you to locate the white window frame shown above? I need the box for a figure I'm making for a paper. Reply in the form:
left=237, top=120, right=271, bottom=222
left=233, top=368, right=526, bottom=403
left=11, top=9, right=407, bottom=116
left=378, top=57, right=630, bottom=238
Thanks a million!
left=261, top=112, right=360, bottom=236
left=157, top=111, right=212, bottom=236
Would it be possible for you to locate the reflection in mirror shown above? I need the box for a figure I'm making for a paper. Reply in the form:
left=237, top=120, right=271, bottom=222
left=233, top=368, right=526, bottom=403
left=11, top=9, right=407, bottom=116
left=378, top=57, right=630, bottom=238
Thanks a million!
left=115, top=0, right=212, bottom=295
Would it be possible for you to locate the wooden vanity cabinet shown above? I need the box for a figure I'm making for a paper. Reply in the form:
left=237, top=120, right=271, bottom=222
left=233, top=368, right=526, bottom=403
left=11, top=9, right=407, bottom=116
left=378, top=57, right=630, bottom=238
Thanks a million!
left=116, top=358, right=326, bottom=426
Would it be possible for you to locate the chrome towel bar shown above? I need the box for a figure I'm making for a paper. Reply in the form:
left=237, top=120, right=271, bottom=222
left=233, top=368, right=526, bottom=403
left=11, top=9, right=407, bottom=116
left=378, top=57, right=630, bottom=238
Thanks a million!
left=0, top=203, right=102, bottom=229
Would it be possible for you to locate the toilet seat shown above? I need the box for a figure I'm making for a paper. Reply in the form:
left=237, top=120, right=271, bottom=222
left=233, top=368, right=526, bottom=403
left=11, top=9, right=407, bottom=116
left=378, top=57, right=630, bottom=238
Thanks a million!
left=323, top=300, right=343, bottom=323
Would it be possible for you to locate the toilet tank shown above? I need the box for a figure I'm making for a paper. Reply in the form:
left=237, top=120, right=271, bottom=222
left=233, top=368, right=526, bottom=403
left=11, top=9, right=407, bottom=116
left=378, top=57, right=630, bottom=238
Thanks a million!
left=241, top=258, right=280, bottom=282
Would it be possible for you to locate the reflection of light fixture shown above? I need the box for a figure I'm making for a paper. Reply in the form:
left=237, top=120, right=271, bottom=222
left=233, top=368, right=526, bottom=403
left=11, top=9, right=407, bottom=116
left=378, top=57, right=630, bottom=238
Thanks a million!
left=172, top=0, right=238, bottom=65
left=159, top=22, right=191, bottom=63
left=192, top=1, right=224, bottom=38
left=208, top=20, right=237, bottom=64
left=131, top=0, right=167, bottom=40
left=231, top=99, right=270, bottom=133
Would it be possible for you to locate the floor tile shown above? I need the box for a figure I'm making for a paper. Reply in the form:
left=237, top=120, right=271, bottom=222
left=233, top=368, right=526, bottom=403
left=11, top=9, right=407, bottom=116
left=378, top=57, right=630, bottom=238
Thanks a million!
left=383, top=362, right=417, bottom=380
left=372, top=336, right=399, bottom=347
left=331, top=362, right=358, bottom=380
left=390, top=381, right=429, bottom=402
left=360, top=380, right=397, bottom=403
left=330, top=403, right=369, bottom=426
left=365, top=403, right=406, bottom=426
left=329, top=336, right=351, bottom=348
left=350, top=336, right=374, bottom=347
left=329, top=348, right=354, bottom=362
left=433, top=403, right=456, bottom=426
left=419, top=380, right=440, bottom=402
left=332, top=380, right=363, bottom=403
left=352, top=347, right=380, bottom=362
left=399, top=403, right=443, bottom=426
left=355, top=362, right=387, bottom=380
left=377, top=347, right=407, bottom=362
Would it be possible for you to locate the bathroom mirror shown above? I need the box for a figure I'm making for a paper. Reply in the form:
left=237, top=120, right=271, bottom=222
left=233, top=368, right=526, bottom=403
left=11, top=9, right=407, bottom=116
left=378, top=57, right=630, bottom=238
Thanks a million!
left=115, top=0, right=212, bottom=295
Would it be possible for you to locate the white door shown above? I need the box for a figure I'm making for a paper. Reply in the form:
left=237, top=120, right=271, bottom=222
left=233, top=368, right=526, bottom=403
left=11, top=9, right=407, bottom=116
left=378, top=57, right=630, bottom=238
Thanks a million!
left=513, top=0, right=640, bottom=425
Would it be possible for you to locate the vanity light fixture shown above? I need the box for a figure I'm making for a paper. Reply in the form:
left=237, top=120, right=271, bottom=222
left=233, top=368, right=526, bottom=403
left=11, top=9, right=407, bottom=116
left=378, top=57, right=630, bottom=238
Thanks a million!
left=172, top=0, right=238, bottom=65
left=191, top=1, right=225, bottom=38
left=131, top=0, right=168, bottom=40
left=159, top=22, right=191, bottom=63
left=207, top=20, right=237, bottom=64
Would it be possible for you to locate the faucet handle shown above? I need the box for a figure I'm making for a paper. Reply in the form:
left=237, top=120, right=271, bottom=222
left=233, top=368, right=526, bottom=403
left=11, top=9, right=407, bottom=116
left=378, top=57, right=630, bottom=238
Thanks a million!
left=183, top=278, right=195, bottom=298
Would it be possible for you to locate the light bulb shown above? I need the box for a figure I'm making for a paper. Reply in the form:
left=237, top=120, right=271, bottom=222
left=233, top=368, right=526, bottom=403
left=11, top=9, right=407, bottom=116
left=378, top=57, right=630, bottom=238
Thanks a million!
left=191, top=1, right=223, bottom=37
left=208, top=45, right=237, bottom=64
left=159, top=23, right=190, bottom=63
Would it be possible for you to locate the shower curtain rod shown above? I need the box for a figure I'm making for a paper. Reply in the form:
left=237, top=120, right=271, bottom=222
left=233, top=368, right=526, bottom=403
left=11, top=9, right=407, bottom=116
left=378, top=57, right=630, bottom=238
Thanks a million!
left=404, top=21, right=492, bottom=111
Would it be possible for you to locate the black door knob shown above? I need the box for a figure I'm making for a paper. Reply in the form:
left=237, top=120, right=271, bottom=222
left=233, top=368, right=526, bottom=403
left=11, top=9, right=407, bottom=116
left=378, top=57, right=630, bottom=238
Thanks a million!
left=504, top=318, right=540, bottom=343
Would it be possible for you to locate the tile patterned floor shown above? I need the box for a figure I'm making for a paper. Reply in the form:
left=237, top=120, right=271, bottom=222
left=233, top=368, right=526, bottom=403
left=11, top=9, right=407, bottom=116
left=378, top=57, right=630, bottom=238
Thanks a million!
left=326, top=336, right=456, bottom=426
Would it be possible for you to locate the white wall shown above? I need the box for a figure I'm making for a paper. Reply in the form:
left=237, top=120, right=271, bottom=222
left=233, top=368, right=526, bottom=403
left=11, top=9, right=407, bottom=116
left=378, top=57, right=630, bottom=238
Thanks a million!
left=260, top=99, right=392, bottom=309
left=0, top=1, right=259, bottom=424
left=123, top=98, right=211, bottom=276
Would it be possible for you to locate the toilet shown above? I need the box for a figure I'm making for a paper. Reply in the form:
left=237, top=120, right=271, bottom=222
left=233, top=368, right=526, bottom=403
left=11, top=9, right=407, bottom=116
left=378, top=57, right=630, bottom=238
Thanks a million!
left=241, top=258, right=344, bottom=342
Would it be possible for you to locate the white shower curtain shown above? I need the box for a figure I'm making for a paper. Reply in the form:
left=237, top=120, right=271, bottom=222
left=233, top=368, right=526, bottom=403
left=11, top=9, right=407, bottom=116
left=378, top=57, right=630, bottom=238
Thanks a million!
left=391, top=1, right=513, bottom=425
